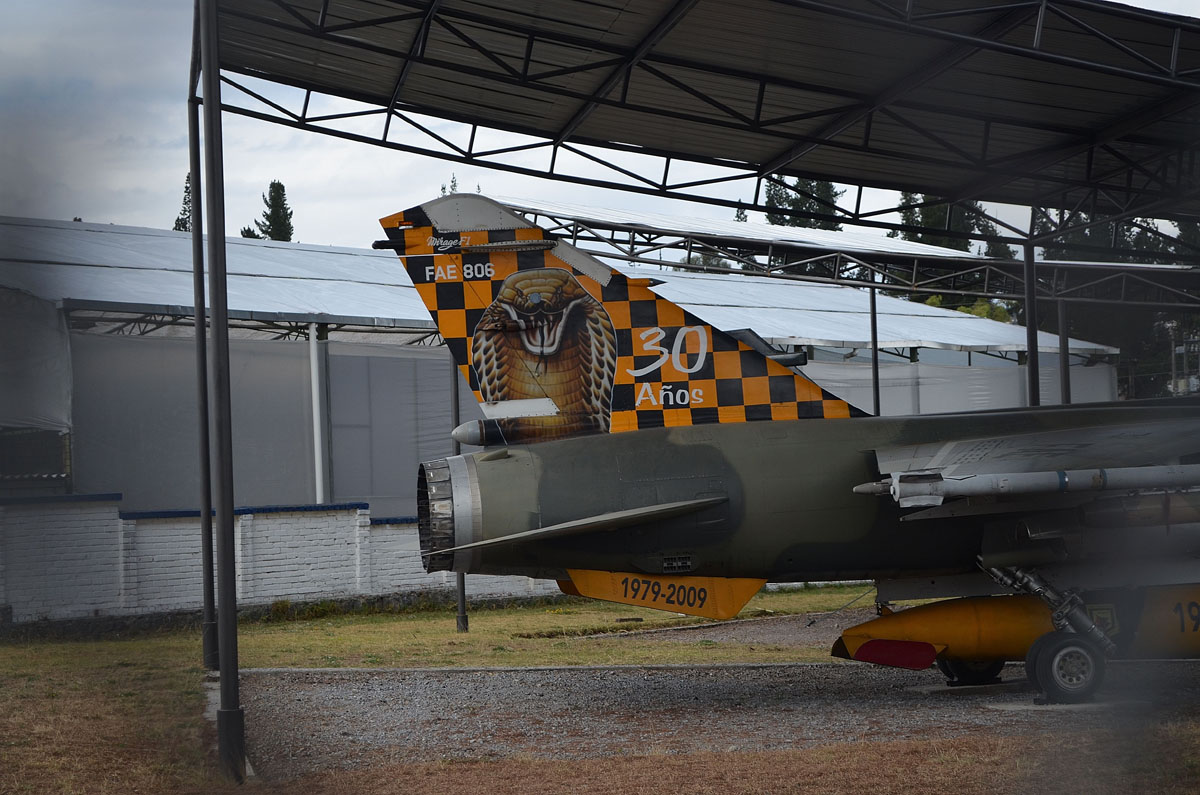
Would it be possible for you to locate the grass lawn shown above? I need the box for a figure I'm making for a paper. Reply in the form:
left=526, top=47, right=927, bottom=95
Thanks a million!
left=236, top=585, right=866, bottom=670
left=2, top=585, right=1198, bottom=794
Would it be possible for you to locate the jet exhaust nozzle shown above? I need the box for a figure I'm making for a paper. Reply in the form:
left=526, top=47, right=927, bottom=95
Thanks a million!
left=416, top=459, right=457, bottom=572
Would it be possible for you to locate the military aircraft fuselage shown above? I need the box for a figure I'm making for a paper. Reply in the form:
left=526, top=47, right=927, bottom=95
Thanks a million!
left=388, top=195, right=1200, bottom=701
left=419, top=401, right=1191, bottom=583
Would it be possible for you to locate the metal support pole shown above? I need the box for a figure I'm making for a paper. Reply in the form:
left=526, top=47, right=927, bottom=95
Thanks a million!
left=1170, top=325, right=1177, bottom=394
left=1023, top=238, right=1041, bottom=407
left=869, top=283, right=881, bottom=417
left=309, top=322, right=326, bottom=504
left=456, top=573, right=469, bottom=633
left=198, top=0, right=244, bottom=782
left=187, top=9, right=217, bottom=671
left=451, top=354, right=468, bottom=633
left=1057, top=300, right=1071, bottom=405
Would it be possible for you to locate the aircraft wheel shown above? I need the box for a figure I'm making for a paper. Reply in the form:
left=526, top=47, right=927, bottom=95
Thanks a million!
left=1033, top=632, right=1106, bottom=704
left=1024, top=632, right=1058, bottom=690
left=936, top=657, right=1005, bottom=686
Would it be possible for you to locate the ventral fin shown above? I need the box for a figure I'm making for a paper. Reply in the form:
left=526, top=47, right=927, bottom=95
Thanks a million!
left=566, top=569, right=766, bottom=620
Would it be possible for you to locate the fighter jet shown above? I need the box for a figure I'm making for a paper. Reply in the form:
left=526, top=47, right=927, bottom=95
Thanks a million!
left=377, top=194, right=1200, bottom=703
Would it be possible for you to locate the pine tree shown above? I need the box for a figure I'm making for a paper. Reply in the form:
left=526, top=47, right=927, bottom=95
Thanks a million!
left=248, top=180, right=294, bottom=241
left=684, top=251, right=729, bottom=269
left=764, top=175, right=843, bottom=230
left=734, top=206, right=748, bottom=222
left=891, top=193, right=1013, bottom=258
left=1035, top=210, right=1166, bottom=263
left=889, top=193, right=1016, bottom=317
left=1175, top=220, right=1200, bottom=255
left=762, top=176, right=847, bottom=276
left=240, top=226, right=262, bottom=239
left=173, top=174, right=192, bottom=232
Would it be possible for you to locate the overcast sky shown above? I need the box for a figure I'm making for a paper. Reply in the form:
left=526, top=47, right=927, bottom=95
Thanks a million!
left=2, top=1, right=1196, bottom=249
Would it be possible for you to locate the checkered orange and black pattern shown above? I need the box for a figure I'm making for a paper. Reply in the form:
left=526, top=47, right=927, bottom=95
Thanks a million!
left=380, top=208, right=862, bottom=436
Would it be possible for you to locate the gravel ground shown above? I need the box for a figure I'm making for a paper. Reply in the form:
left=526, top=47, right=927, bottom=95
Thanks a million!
left=239, top=614, right=1200, bottom=781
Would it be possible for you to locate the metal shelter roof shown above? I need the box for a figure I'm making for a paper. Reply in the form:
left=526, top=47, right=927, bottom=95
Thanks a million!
left=502, top=195, right=1200, bottom=309
left=0, top=214, right=1114, bottom=354
left=616, top=265, right=1116, bottom=355
left=212, top=0, right=1200, bottom=236
left=498, top=195, right=986, bottom=260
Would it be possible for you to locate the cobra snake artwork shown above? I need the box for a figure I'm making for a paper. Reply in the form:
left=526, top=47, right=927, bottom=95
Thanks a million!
left=472, top=269, right=617, bottom=441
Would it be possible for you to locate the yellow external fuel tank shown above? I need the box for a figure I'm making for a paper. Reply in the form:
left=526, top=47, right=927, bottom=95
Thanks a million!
left=833, top=595, right=1054, bottom=669
left=834, top=586, right=1200, bottom=670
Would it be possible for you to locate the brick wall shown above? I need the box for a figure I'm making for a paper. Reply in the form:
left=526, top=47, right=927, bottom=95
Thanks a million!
left=126, top=514, right=206, bottom=613
left=0, top=498, right=559, bottom=624
left=367, top=520, right=560, bottom=599
left=0, top=496, right=124, bottom=622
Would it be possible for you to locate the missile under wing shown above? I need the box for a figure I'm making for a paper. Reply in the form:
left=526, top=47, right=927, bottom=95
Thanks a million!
left=378, top=194, right=1200, bottom=702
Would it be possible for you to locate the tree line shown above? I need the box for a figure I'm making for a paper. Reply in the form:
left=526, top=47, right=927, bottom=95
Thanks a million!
left=173, top=175, right=294, bottom=242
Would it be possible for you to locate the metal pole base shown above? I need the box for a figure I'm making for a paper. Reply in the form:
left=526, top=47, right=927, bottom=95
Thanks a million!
left=456, top=571, right=469, bottom=633
left=217, top=707, right=246, bottom=783
left=202, top=621, right=219, bottom=671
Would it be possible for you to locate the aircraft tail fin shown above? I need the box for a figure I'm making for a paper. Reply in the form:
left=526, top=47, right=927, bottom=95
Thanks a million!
left=378, top=194, right=864, bottom=443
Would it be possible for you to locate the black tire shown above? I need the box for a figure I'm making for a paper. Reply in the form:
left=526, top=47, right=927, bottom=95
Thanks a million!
left=1033, top=631, right=1106, bottom=704
left=937, top=657, right=1006, bottom=686
left=1024, top=632, right=1058, bottom=691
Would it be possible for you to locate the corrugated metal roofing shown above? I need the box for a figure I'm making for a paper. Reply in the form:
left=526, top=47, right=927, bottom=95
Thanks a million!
left=0, top=217, right=433, bottom=328
left=214, top=0, right=1200, bottom=222
left=0, top=214, right=1114, bottom=354
left=497, top=195, right=984, bottom=260
left=625, top=265, right=1115, bottom=354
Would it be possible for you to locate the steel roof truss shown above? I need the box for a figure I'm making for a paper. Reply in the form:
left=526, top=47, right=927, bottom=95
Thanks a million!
left=388, top=108, right=469, bottom=156
left=210, top=0, right=1200, bottom=257
left=381, top=0, right=441, bottom=141
left=1046, top=2, right=1174, bottom=78
left=553, top=0, right=700, bottom=144
left=214, top=56, right=1193, bottom=241
left=222, top=75, right=303, bottom=123
left=517, top=208, right=1200, bottom=308
left=759, top=2, right=1038, bottom=175
left=764, top=174, right=852, bottom=221
left=776, top=0, right=1200, bottom=90
left=875, top=106, right=982, bottom=167
left=961, top=89, right=1200, bottom=205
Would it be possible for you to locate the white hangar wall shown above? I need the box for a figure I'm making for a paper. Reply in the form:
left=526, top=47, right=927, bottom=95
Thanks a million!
left=70, top=333, right=316, bottom=511
left=324, top=340, right=484, bottom=519
left=68, top=332, right=483, bottom=516
left=0, top=289, right=71, bottom=433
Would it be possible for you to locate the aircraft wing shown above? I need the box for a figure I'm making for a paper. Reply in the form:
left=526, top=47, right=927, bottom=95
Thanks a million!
left=860, top=404, right=1200, bottom=510
left=875, top=414, right=1198, bottom=477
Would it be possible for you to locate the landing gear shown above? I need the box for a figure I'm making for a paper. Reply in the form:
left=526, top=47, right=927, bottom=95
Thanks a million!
left=937, top=657, right=1005, bottom=686
left=984, top=564, right=1118, bottom=704
left=1023, top=632, right=1057, bottom=690
left=1027, top=631, right=1106, bottom=704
